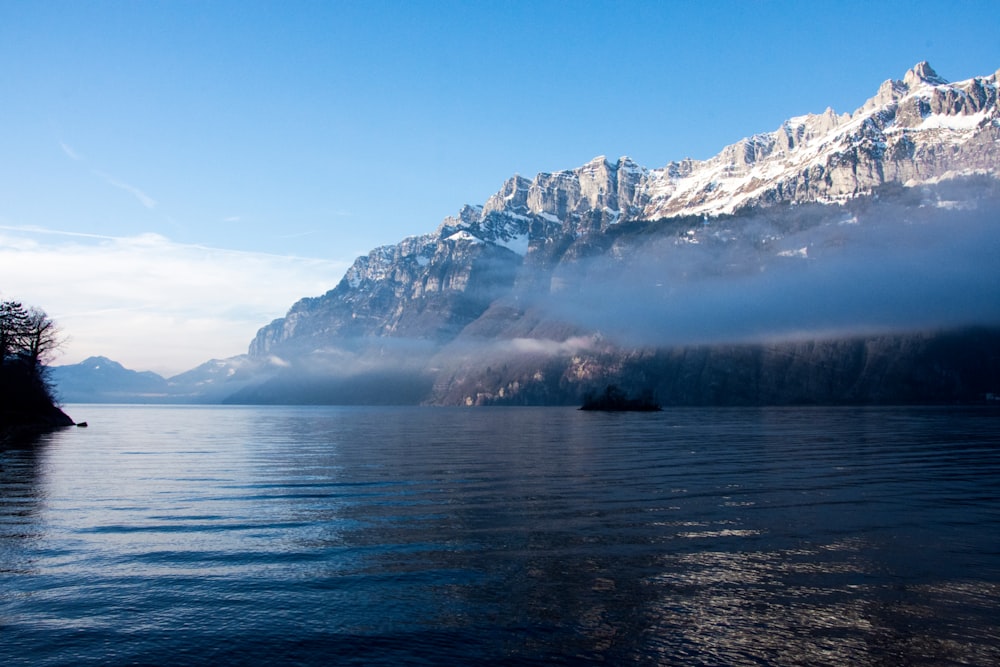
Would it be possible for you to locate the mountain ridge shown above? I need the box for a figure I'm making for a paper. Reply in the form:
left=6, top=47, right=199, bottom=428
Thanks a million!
left=50, top=355, right=278, bottom=403
left=250, top=62, right=999, bottom=364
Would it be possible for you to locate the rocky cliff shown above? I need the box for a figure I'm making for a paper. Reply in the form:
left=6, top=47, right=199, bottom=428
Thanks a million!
left=242, top=63, right=1000, bottom=406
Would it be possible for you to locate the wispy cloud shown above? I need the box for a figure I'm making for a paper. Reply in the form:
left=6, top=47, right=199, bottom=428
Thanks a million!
left=223, top=215, right=241, bottom=222
left=59, top=141, right=83, bottom=161
left=92, top=170, right=158, bottom=209
left=0, top=227, right=349, bottom=375
left=57, top=139, right=159, bottom=210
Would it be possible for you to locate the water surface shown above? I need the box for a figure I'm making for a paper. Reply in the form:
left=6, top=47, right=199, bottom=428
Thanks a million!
left=2, top=405, right=998, bottom=665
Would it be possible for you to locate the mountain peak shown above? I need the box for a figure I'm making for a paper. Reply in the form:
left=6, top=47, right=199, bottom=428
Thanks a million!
left=903, top=61, right=948, bottom=88
left=80, top=355, right=123, bottom=370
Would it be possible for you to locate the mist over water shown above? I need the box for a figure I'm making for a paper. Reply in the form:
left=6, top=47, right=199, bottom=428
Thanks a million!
left=2, top=405, right=998, bottom=665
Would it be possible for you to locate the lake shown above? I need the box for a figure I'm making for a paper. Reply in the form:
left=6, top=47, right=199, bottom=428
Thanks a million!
left=1, top=405, right=998, bottom=665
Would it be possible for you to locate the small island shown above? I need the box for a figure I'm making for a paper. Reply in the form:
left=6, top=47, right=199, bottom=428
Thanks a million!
left=580, top=385, right=662, bottom=412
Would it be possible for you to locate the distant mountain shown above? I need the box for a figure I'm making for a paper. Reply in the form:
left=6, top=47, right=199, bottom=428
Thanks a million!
left=50, top=356, right=170, bottom=403
left=50, top=355, right=282, bottom=404
left=234, top=62, right=1000, bottom=406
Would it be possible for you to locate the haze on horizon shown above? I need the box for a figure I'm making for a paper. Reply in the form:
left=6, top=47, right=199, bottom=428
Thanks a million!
left=1, top=0, right=998, bottom=375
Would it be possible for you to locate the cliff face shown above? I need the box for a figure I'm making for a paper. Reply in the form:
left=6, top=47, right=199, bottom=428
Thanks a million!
left=239, top=63, right=1000, bottom=406
left=249, top=229, right=523, bottom=357
left=637, top=63, right=1000, bottom=217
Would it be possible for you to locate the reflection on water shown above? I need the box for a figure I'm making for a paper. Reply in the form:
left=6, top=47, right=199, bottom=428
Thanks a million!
left=0, top=405, right=998, bottom=665
left=0, top=438, right=47, bottom=577
left=644, top=543, right=1000, bottom=666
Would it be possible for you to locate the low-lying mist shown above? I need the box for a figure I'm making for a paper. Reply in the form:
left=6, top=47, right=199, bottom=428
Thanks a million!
left=544, top=195, right=1000, bottom=348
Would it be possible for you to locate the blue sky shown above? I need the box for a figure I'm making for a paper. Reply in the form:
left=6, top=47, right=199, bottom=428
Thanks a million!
left=1, top=0, right=998, bottom=374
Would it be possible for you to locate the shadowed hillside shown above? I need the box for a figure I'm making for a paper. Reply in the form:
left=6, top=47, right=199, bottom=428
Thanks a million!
left=1, top=300, right=73, bottom=439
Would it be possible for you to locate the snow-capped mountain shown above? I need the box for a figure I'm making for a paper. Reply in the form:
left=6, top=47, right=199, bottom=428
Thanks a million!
left=240, top=62, right=1000, bottom=406
left=638, top=61, right=999, bottom=216
left=251, top=62, right=998, bottom=353
left=444, top=60, right=999, bottom=237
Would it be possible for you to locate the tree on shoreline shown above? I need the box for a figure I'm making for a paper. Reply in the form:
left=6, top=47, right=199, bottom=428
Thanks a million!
left=1, top=300, right=62, bottom=366
left=22, top=306, right=62, bottom=371
left=0, top=299, right=70, bottom=433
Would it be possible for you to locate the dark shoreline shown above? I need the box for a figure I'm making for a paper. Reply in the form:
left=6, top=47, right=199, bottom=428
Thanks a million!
left=0, top=405, right=75, bottom=446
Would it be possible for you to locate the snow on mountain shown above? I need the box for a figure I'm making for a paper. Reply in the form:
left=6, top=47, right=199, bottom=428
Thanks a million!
left=398, top=62, right=998, bottom=253
left=248, top=62, right=1000, bottom=362
left=637, top=61, right=998, bottom=217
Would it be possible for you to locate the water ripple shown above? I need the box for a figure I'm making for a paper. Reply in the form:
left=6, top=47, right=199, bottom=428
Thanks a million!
left=1, top=405, right=998, bottom=665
